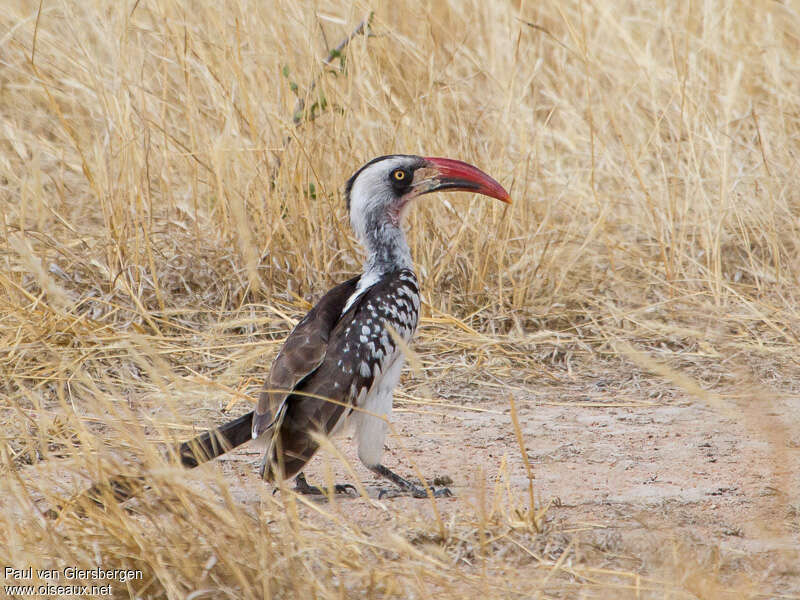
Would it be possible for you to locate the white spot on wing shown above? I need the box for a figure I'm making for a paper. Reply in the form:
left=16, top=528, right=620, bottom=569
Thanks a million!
left=342, top=272, right=379, bottom=315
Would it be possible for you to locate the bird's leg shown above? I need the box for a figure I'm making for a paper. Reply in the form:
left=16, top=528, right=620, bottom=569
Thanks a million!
left=369, top=464, right=453, bottom=499
left=292, top=472, right=356, bottom=496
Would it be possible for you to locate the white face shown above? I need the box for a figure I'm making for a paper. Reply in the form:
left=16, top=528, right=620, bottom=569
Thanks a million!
left=347, top=156, right=419, bottom=244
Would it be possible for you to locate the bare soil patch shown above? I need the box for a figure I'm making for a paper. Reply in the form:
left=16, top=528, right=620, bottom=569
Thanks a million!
left=200, top=360, right=800, bottom=596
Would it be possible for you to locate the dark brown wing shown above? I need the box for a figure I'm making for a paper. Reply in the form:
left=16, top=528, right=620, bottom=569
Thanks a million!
left=57, top=276, right=365, bottom=517
left=252, top=276, right=360, bottom=437
left=263, top=269, right=420, bottom=480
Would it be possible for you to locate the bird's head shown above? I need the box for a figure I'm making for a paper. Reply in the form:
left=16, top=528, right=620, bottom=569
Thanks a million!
left=344, top=154, right=511, bottom=245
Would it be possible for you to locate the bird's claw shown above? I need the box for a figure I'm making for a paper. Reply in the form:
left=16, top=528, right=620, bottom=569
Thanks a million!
left=379, top=485, right=453, bottom=499
left=415, top=486, right=453, bottom=499
left=293, top=481, right=357, bottom=496
left=286, top=472, right=357, bottom=496
left=334, top=483, right=358, bottom=495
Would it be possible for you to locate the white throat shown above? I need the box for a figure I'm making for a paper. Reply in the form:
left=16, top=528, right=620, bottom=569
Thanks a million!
left=344, top=158, right=418, bottom=315
left=348, top=159, right=414, bottom=276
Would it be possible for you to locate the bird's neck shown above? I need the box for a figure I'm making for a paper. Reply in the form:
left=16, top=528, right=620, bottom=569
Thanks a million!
left=362, top=219, right=413, bottom=276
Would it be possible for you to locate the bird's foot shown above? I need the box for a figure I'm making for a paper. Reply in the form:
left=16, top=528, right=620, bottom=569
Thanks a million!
left=378, top=483, right=453, bottom=499
left=293, top=472, right=357, bottom=496
left=370, top=464, right=454, bottom=499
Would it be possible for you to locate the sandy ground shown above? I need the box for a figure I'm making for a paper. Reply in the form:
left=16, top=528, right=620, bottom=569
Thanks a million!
left=203, top=365, right=800, bottom=594
left=12, top=360, right=798, bottom=596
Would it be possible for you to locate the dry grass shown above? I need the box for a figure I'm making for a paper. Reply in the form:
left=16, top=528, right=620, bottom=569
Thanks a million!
left=1, top=0, right=799, bottom=597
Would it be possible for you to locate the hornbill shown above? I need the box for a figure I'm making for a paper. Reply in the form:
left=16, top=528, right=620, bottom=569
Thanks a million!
left=64, top=155, right=510, bottom=510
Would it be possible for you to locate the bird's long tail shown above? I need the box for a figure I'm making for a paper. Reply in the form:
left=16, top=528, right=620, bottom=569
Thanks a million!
left=178, top=410, right=254, bottom=467
left=49, top=411, right=255, bottom=518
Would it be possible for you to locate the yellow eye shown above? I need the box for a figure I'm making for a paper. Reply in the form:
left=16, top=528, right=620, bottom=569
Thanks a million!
left=393, top=169, right=406, bottom=181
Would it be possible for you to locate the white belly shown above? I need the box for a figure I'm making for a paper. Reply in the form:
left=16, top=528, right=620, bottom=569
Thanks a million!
left=351, top=352, right=405, bottom=467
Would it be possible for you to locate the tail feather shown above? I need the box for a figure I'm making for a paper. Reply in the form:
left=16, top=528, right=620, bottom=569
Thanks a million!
left=178, top=410, right=255, bottom=467
left=49, top=411, right=256, bottom=519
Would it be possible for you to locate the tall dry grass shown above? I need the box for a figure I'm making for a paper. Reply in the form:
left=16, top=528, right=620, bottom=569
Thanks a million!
left=1, top=0, right=799, bottom=597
